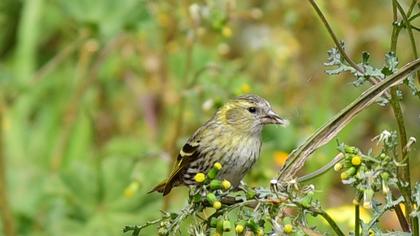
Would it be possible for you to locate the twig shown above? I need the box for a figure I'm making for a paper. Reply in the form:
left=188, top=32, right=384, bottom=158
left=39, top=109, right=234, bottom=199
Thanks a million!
left=389, top=1, right=416, bottom=229
left=297, top=153, right=344, bottom=183
left=306, top=0, right=383, bottom=87
left=295, top=201, right=345, bottom=236
left=393, top=0, right=419, bottom=83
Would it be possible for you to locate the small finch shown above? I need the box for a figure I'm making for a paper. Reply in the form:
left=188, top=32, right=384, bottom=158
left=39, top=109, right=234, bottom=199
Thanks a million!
left=150, top=94, right=288, bottom=195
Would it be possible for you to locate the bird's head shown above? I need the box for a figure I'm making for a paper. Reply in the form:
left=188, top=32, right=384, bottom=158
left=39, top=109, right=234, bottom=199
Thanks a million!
left=216, top=94, right=288, bottom=135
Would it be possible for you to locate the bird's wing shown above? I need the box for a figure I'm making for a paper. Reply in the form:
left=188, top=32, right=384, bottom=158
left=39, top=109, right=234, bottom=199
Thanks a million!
left=162, top=140, right=201, bottom=195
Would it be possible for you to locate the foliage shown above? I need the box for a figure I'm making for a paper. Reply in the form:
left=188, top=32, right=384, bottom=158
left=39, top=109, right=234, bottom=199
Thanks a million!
left=0, top=0, right=419, bottom=236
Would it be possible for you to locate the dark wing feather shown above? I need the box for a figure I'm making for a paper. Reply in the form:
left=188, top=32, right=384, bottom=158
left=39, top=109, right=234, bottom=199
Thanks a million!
left=162, top=141, right=200, bottom=195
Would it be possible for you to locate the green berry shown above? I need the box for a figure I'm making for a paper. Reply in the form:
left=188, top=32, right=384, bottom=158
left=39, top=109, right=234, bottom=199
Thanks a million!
left=341, top=167, right=356, bottom=180
left=210, top=180, right=222, bottom=190
left=207, top=193, right=217, bottom=203
left=223, top=220, right=231, bottom=232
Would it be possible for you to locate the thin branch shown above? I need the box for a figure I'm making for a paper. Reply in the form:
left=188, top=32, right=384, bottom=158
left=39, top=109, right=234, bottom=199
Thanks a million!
left=407, top=0, right=418, bottom=19
left=277, top=58, right=420, bottom=182
left=307, top=0, right=383, bottom=87
left=390, top=1, right=415, bottom=229
left=297, top=153, right=344, bottom=183
left=295, top=202, right=345, bottom=236
left=393, top=0, right=419, bottom=83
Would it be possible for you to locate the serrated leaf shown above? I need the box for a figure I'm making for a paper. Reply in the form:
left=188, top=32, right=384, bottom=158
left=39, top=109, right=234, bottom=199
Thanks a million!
left=382, top=52, right=399, bottom=76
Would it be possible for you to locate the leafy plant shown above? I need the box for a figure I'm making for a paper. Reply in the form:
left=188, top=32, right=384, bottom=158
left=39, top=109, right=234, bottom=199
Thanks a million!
left=125, top=0, right=420, bottom=235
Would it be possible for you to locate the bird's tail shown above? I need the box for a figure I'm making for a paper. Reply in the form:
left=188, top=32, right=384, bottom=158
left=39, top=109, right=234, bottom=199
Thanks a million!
left=148, top=181, right=167, bottom=195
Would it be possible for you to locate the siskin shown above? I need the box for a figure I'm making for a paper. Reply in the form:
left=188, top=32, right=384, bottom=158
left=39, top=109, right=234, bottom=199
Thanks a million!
left=150, top=94, right=288, bottom=195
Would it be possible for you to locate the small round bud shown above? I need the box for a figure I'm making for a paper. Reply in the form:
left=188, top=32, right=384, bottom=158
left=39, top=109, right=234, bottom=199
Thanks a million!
left=207, top=193, right=217, bottom=203
left=256, top=227, right=264, bottom=236
left=341, top=167, right=356, bottom=180
left=222, top=180, right=231, bottom=190
left=194, top=173, right=206, bottom=183
left=223, top=220, right=231, bottom=232
left=283, top=224, right=293, bottom=233
left=216, top=220, right=224, bottom=233
left=381, top=172, right=390, bottom=180
left=334, top=162, right=343, bottom=171
left=235, top=224, right=244, bottom=233
left=213, top=201, right=222, bottom=209
left=344, top=145, right=357, bottom=154
left=351, top=155, right=362, bottom=166
left=210, top=180, right=222, bottom=190
left=214, top=162, right=222, bottom=170
left=340, top=172, right=349, bottom=180
left=246, top=189, right=256, bottom=199
left=210, top=218, right=218, bottom=228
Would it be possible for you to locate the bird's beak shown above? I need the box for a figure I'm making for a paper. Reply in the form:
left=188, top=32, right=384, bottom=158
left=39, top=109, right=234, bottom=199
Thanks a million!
left=262, top=110, right=289, bottom=126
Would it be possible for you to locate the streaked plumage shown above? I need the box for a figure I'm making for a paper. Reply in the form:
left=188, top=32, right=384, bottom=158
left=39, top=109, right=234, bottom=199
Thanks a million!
left=150, top=94, right=288, bottom=195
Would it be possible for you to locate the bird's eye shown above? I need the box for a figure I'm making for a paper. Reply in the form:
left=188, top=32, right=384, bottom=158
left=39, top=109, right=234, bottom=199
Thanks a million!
left=247, top=107, right=257, bottom=113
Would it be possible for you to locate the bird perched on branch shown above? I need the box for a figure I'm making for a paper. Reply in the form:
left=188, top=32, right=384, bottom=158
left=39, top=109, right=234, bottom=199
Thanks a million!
left=150, top=94, right=288, bottom=195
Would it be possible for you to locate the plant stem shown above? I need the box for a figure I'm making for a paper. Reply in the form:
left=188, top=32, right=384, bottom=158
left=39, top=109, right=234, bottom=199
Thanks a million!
left=303, top=0, right=418, bottom=231
left=390, top=1, right=417, bottom=231
left=355, top=203, right=360, bottom=236
left=392, top=0, right=419, bottom=83
left=317, top=209, right=345, bottom=236
left=306, top=0, right=383, bottom=86
left=297, top=153, right=344, bottom=182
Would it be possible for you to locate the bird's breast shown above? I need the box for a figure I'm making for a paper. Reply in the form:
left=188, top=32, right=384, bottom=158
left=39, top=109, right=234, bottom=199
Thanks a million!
left=217, top=136, right=262, bottom=187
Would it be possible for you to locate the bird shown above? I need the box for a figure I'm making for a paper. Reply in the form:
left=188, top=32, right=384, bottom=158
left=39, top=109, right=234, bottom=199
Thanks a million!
left=150, top=94, right=288, bottom=195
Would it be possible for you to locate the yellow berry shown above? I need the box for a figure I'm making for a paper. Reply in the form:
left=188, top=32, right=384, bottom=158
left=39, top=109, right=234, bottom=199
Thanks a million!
left=351, top=155, right=362, bottom=166
left=341, top=167, right=356, bottom=180
left=214, top=162, right=222, bottom=170
left=340, top=172, right=349, bottom=180
left=212, top=233, right=221, bottom=236
left=235, top=224, right=244, bottom=233
left=283, top=224, right=293, bottom=233
left=334, top=162, right=343, bottom=171
left=194, top=173, right=206, bottom=183
left=256, top=227, right=264, bottom=236
left=222, top=180, right=231, bottom=190
left=213, top=201, right=222, bottom=209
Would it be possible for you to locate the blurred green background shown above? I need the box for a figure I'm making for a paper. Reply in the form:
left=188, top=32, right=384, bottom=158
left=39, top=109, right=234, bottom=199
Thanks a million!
left=0, top=0, right=419, bottom=235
